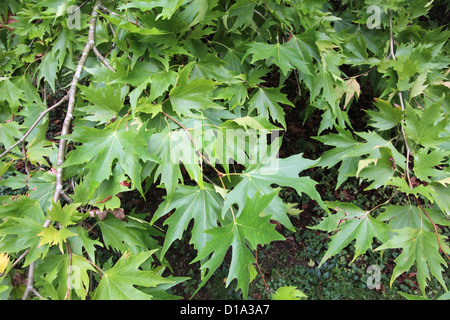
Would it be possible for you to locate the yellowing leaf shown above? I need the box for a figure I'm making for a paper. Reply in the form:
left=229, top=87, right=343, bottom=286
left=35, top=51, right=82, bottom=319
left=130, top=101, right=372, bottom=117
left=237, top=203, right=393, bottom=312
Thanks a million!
left=0, top=253, right=9, bottom=273
left=342, top=78, right=361, bottom=109
left=38, top=226, right=77, bottom=253
left=436, top=177, right=450, bottom=187
left=272, top=286, right=307, bottom=300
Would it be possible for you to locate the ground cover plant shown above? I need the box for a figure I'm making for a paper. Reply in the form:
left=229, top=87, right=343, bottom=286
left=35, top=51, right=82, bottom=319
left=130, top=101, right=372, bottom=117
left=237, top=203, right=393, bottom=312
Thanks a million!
left=0, top=0, right=449, bottom=300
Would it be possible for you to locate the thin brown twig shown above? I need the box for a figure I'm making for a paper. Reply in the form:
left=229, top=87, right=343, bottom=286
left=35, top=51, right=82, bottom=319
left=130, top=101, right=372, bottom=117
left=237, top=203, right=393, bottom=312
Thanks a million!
left=21, top=258, right=35, bottom=300
left=162, top=111, right=223, bottom=177
left=0, top=94, right=68, bottom=160
left=92, top=45, right=116, bottom=72
left=50, top=0, right=102, bottom=218
left=415, top=198, right=450, bottom=262
left=99, top=4, right=144, bottom=28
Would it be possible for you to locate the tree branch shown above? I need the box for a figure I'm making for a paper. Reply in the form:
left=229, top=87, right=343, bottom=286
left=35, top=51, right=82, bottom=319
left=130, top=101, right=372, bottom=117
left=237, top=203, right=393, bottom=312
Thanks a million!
left=0, top=94, right=68, bottom=160
left=21, top=0, right=102, bottom=301
left=51, top=0, right=102, bottom=212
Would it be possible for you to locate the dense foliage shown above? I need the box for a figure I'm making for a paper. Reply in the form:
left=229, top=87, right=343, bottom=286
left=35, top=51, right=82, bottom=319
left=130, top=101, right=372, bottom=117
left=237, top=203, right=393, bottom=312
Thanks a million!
left=0, top=0, right=448, bottom=300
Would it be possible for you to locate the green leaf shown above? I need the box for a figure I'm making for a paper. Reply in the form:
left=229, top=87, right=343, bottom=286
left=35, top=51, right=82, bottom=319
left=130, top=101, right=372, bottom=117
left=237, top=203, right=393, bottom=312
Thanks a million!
left=92, top=251, right=172, bottom=300
left=248, top=87, right=294, bottom=129
left=0, top=77, right=25, bottom=113
left=62, top=119, right=147, bottom=189
left=169, top=63, right=221, bottom=118
left=147, top=126, right=203, bottom=201
left=98, top=215, right=158, bottom=254
left=312, top=201, right=390, bottom=265
left=222, top=153, right=326, bottom=228
left=404, top=97, right=448, bottom=147
left=413, top=148, right=447, bottom=182
left=375, top=227, right=450, bottom=295
left=37, top=225, right=77, bottom=253
left=386, top=177, right=436, bottom=202
left=78, top=83, right=128, bottom=124
left=0, top=121, right=24, bottom=154
left=47, top=201, right=83, bottom=228
left=272, top=286, right=307, bottom=300
left=193, top=191, right=285, bottom=299
left=246, top=40, right=312, bottom=76
left=117, top=0, right=185, bottom=20
left=151, top=183, right=223, bottom=257
left=37, top=53, right=58, bottom=93
left=365, top=98, right=404, bottom=131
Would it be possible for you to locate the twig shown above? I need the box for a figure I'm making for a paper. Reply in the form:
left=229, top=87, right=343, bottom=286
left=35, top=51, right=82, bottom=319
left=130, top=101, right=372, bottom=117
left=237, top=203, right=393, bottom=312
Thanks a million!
left=162, top=111, right=223, bottom=177
left=92, top=45, right=116, bottom=73
left=415, top=197, right=450, bottom=262
left=21, top=0, right=102, bottom=301
left=31, top=288, right=46, bottom=300
left=21, top=259, right=35, bottom=300
left=0, top=95, right=68, bottom=160
left=51, top=0, right=102, bottom=212
left=99, top=4, right=144, bottom=28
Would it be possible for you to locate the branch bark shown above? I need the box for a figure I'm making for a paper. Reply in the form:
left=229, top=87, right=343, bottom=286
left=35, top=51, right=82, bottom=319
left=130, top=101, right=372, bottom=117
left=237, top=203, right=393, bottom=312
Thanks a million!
left=21, top=0, right=102, bottom=300
left=50, top=0, right=102, bottom=215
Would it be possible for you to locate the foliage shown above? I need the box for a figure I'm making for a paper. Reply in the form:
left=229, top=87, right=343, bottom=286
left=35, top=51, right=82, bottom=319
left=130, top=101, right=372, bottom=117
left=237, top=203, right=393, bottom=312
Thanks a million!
left=0, top=0, right=449, bottom=300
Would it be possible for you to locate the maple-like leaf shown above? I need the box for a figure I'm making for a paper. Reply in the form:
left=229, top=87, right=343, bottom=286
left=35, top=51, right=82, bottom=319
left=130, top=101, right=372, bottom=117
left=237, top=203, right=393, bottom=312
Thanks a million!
left=147, top=126, right=203, bottom=201
left=62, top=119, right=147, bottom=189
left=375, top=227, right=450, bottom=295
left=92, top=251, right=172, bottom=300
left=193, top=190, right=285, bottom=299
left=169, top=63, right=221, bottom=118
left=98, top=215, right=160, bottom=254
left=38, top=226, right=76, bottom=253
left=311, top=201, right=390, bottom=265
left=151, top=183, right=223, bottom=257
left=246, top=40, right=311, bottom=76
left=78, top=83, right=128, bottom=124
left=404, top=96, right=448, bottom=147
left=365, top=98, right=404, bottom=131
left=222, top=153, right=327, bottom=225
left=248, top=87, right=293, bottom=129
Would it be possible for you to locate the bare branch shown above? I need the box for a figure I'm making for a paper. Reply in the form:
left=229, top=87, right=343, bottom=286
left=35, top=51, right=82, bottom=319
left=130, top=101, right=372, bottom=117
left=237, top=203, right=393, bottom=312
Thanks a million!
left=52, top=0, right=102, bottom=208
left=21, top=0, right=103, bottom=301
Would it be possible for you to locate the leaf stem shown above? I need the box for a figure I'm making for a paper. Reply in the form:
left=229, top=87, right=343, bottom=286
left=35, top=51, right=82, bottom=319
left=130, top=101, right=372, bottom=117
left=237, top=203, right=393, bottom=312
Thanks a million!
left=415, top=197, right=450, bottom=262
